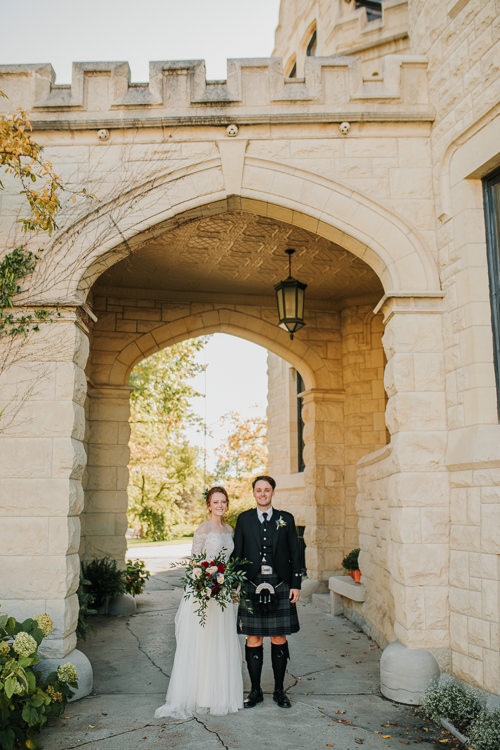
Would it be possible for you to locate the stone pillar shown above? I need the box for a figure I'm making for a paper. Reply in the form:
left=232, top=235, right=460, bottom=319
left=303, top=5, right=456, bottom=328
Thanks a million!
left=82, top=385, right=132, bottom=564
left=378, top=294, right=449, bottom=657
left=301, top=388, right=345, bottom=584
left=0, top=312, right=88, bottom=658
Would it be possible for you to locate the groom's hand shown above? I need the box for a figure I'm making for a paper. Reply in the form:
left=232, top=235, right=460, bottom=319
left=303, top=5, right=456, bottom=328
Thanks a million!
left=289, top=588, right=300, bottom=604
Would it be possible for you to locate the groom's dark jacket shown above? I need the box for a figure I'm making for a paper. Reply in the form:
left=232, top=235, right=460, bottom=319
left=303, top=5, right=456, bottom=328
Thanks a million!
left=232, top=508, right=302, bottom=589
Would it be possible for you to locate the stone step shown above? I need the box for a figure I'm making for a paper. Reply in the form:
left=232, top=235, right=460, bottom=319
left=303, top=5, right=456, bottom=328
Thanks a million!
left=311, top=592, right=331, bottom=613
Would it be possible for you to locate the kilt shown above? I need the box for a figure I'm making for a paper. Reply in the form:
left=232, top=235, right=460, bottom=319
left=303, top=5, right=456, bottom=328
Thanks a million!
left=237, top=573, right=300, bottom=636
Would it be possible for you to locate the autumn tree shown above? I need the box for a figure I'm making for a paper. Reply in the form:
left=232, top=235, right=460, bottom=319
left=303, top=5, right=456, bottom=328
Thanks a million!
left=213, top=411, right=268, bottom=526
left=128, top=337, right=209, bottom=540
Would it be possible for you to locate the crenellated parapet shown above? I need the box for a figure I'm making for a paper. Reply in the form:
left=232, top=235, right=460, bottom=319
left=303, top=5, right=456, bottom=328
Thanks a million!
left=0, top=54, right=432, bottom=129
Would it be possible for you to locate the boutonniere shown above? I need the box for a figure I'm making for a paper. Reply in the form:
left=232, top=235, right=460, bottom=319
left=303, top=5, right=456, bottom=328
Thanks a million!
left=276, top=516, right=287, bottom=530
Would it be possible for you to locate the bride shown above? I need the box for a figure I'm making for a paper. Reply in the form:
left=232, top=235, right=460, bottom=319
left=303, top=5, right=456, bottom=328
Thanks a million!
left=155, top=486, right=243, bottom=719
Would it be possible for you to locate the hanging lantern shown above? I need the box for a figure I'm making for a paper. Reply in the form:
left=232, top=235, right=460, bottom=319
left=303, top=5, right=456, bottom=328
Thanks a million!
left=274, top=249, right=307, bottom=340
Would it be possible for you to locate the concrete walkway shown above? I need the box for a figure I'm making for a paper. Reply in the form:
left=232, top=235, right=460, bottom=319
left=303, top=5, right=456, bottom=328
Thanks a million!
left=40, top=547, right=459, bottom=750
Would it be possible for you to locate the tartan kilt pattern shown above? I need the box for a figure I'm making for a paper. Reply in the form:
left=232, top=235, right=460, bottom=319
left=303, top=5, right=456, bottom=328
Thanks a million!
left=237, top=574, right=300, bottom=636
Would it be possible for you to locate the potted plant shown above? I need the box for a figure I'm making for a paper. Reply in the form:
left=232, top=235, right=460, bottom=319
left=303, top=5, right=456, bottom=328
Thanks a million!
left=341, top=548, right=361, bottom=583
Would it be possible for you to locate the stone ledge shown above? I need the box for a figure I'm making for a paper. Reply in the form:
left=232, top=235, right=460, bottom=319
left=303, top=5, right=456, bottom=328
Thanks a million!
left=329, top=575, right=366, bottom=601
left=329, top=575, right=365, bottom=615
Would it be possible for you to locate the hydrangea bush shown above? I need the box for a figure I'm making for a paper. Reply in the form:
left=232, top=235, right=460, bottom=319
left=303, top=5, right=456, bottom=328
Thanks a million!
left=0, top=608, right=78, bottom=749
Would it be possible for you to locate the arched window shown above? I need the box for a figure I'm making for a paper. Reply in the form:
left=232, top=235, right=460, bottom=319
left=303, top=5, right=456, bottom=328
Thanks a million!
left=306, top=29, right=317, bottom=57
left=288, top=60, right=297, bottom=78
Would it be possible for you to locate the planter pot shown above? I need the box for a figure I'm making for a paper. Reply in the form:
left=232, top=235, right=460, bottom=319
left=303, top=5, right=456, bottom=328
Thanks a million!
left=349, top=569, right=362, bottom=583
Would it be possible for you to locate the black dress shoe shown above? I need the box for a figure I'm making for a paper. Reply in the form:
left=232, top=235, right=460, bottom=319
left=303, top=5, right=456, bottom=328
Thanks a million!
left=244, top=688, right=264, bottom=708
left=273, top=689, right=291, bottom=708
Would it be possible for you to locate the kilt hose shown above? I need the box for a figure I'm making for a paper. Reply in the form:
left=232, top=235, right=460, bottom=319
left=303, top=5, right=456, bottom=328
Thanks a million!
left=237, top=573, right=300, bottom=637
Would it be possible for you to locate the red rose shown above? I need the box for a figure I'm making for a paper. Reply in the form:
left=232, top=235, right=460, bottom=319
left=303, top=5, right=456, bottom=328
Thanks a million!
left=201, top=561, right=209, bottom=569
left=212, top=585, right=220, bottom=596
left=217, top=563, right=225, bottom=573
left=209, top=561, right=215, bottom=566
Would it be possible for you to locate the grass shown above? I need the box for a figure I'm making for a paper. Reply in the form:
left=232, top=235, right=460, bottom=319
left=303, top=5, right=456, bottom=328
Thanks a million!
left=127, top=536, right=193, bottom=548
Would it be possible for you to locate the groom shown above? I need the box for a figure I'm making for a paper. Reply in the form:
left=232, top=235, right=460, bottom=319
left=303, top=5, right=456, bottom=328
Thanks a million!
left=233, top=475, right=301, bottom=709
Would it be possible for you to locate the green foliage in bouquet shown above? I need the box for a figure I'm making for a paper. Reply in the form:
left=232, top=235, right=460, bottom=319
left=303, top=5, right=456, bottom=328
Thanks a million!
left=341, top=548, right=360, bottom=571
left=181, top=552, right=249, bottom=626
left=0, top=608, right=78, bottom=750
left=125, top=559, right=151, bottom=597
left=81, top=557, right=126, bottom=609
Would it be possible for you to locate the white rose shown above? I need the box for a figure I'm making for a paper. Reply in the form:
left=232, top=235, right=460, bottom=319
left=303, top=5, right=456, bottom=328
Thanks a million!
left=217, top=573, right=225, bottom=584
left=192, top=567, right=202, bottom=578
left=207, top=566, right=217, bottom=575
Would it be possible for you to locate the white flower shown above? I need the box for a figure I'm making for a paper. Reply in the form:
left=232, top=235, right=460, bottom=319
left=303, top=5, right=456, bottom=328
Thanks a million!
left=12, top=632, right=37, bottom=658
left=192, top=567, right=202, bottom=579
left=35, top=613, right=53, bottom=637
left=276, top=516, right=287, bottom=530
left=205, top=588, right=212, bottom=597
left=57, top=662, right=78, bottom=684
left=217, top=573, right=225, bottom=584
left=207, top=566, right=217, bottom=575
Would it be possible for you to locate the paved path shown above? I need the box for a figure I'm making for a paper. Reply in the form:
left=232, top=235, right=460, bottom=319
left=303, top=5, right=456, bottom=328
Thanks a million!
left=40, top=546, right=459, bottom=749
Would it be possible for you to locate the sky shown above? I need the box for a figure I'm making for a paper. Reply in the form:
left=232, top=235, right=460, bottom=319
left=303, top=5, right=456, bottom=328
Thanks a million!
left=0, top=1, right=280, bottom=466
left=0, top=0, right=281, bottom=83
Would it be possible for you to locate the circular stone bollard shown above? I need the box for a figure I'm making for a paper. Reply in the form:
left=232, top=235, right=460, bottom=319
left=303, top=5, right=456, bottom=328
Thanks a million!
left=35, top=648, right=93, bottom=702
left=380, top=640, right=440, bottom=704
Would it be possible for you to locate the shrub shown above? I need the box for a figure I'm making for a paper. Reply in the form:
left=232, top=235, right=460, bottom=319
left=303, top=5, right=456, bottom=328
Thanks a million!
left=76, top=576, right=97, bottom=640
left=468, top=708, right=500, bottom=750
left=0, top=609, right=78, bottom=749
left=81, top=558, right=126, bottom=609
left=341, top=548, right=360, bottom=571
left=422, top=679, right=483, bottom=735
left=125, top=559, right=151, bottom=597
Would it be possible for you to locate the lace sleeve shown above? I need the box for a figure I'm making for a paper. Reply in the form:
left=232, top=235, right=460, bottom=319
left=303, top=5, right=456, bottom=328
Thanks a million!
left=191, top=529, right=208, bottom=556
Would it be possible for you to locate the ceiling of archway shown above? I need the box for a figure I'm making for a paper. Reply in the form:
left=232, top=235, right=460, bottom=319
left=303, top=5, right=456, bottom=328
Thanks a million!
left=94, top=211, right=383, bottom=307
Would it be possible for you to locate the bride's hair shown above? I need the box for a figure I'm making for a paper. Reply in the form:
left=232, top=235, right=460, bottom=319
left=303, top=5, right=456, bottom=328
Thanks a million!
left=205, top=486, right=229, bottom=512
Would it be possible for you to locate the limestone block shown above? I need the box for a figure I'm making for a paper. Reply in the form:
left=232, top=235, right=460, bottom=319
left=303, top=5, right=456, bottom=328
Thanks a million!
left=84, top=466, right=117, bottom=490
left=481, top=579, right=498, bottom=621
left=386, top=393, right=446, bottom=432
left=380, top=641, right=440, bottom=704
left=85, top=490, right=127, bottom=514
left=391, top=432, right=447, bottom=471
left=449, top=587, right=481, bottom=617
left=87, top=444, right=130, bottom=467
left=450, top=612, right=468, bottom=653
left=84, top=535, right=126, bottom=560
left=0, top=553, right=80, bottom=598
left=55, top=362, right=87, bottom=405
left=392, top=543, right=448, bottom=585
left=449, top=550, right=470, bottom=588
left=49, top=517, right=81, bottom=555
left=87, top=421, right=119, bottom=444
left=452, top=651, right=483, bottom=688
left=0, top=517, right=49, bottom=554
left=468, top=616, right=491, bottom=649
left=450, top=524, right=480, bottom=551
left=52, top=438, right=87, bottom=480
left=88, top=397, right=130, bottom=422
left=391, top=471, right=449, bottom=507
left=423, top=588, right=449, bottom=630
left=483, top=649, right=500, bottom=695
left=420, top=508, right=449, bottom=543
left=480, top=504, right=500, bottom=553
left=0, top=438, right=52, bottom=478
left=390, top=507, right=421, bottom=543
left=82, top=512, right=116, bottom=536
left=44, top=594, right=80, bottom=641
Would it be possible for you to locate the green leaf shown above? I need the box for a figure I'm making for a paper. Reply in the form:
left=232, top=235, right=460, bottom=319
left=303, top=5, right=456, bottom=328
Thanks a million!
left=26, top=670, right=36, bottom=691
left=5, top=617, right=16, bottom=635
left=30, top=693, right=44, bottom=707
left=4, top=676, right=17, bottom=699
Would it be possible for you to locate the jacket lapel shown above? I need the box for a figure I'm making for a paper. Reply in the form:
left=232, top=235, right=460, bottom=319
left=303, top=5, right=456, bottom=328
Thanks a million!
left=250, top=508, right=261, bottom=551
left=272, top=510, right=282, bottom=555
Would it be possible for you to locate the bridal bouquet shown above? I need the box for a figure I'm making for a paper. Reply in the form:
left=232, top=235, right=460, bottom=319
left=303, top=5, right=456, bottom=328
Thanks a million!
left=181, top=551, right=248, bottom=626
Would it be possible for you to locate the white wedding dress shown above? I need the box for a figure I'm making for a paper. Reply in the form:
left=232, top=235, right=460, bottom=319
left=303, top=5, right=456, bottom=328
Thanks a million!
left=155, top=522, right=243, bottom=719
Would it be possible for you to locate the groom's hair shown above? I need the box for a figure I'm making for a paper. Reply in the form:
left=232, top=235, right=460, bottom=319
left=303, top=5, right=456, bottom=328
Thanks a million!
left=252, top=475, right=276, bottom=490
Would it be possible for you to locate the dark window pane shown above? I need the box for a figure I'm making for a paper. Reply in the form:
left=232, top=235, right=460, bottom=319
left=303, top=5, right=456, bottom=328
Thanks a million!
left=483, top=168, right=500, bottom=420
left=306, top=30, right=317, bottom=57
left=297, top=371, right=305, bottom=472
